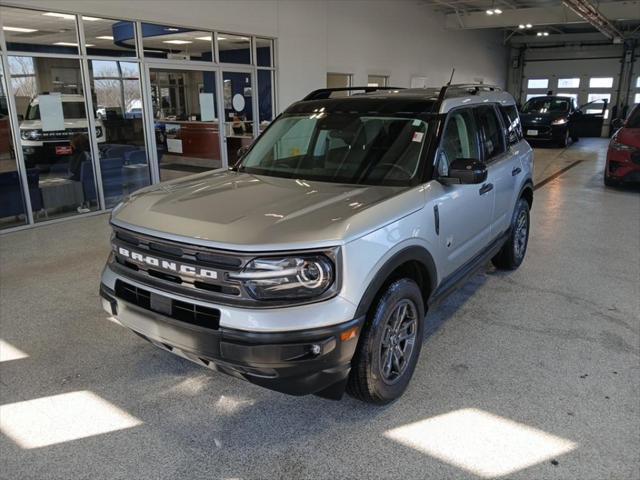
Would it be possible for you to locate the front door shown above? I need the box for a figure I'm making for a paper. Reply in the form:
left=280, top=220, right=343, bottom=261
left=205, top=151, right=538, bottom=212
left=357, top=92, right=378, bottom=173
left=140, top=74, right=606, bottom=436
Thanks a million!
left=572, top=99, right=608, bottom=137
left=432, top=108, right=494, bottom=278
left=144, top=64, right=223, bottom=181
left=221, top=69, right=256, bottom=166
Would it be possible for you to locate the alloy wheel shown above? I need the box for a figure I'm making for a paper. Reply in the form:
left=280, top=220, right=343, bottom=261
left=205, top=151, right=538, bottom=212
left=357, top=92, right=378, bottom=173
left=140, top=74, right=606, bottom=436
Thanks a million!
left=379, top=299, right=418, bottom=384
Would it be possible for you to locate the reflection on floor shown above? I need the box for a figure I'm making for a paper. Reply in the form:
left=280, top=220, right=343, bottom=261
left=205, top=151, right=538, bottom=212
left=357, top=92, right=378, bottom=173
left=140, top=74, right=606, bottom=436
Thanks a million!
left=0, top=139, right=638, bottom=479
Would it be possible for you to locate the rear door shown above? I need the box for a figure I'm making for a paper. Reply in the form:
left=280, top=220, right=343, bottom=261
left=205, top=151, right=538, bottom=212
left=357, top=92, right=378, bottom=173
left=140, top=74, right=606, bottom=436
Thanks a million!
left=572, top=99, right=608, bottom=137
left=476, top=104, right=516, bottom=237
left=430, top=107, right=493, bottom=277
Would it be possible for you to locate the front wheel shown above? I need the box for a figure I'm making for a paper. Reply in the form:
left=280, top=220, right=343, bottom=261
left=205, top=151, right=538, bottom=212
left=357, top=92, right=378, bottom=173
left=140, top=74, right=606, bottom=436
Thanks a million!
left=346, top=279, right=425, bottom=404
left=557, top=128, right=569, bottom=148
left=492, top=198, right=530, bottom=270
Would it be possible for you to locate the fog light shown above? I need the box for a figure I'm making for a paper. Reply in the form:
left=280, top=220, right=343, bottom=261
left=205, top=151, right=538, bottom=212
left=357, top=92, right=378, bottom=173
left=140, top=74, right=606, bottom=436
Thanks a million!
left=311, top=344, right=321, bottom=355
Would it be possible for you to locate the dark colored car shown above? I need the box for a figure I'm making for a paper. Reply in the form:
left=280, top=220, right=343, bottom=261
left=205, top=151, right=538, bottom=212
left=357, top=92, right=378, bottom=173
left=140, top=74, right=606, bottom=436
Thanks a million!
left=520, top=95, right=607, bottom=147
left=605, top=104, right=640, bottom=186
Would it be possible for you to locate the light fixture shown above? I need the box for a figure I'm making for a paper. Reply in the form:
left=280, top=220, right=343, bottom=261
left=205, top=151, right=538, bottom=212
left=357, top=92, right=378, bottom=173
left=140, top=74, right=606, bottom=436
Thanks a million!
left=526, top=23, right=532, bottom=28
left=217, top=36, right=227, bottom=41
left=195, top=36, right=212, bottom=41
left=43, top=12, right=75, bottom=20
left=543, top=32, right=549, bottom=36
left=82, top=16, right=101, bottom=21
left=536, top=32, right=543, bottom=37
left=162, top=39, right=192, bottom=44
left=96, top=35, right=114, bottom=40
left=494, top=8, right=502, bottom=14
left=53, top=41, right=79, bottom=46
left=3, top=26, right=38, bottom=33
left=165, top=27, right=180, bottom=32
left=486, top=9, right=495, bottom=15
left=518, top=24, right=525, bottom=29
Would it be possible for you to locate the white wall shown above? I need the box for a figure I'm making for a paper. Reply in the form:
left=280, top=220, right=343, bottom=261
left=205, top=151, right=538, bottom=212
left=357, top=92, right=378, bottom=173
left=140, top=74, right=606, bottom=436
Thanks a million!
left=5, top=0, right=507, bottom=110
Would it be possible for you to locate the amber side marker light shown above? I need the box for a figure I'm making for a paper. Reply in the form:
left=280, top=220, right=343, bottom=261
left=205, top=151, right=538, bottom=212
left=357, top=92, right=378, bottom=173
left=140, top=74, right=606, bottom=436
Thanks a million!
left=340, top=327, right=359, bottom=342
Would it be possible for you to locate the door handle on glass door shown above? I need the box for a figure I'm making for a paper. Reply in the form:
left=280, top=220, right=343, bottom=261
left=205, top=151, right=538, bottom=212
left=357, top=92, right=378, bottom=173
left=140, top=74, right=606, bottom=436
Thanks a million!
left=479, top=183, right=494, bottom=195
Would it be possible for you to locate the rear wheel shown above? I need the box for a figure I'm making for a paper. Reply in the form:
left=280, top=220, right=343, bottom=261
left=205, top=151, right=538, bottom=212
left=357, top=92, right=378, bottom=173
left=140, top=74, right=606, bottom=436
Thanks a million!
left=492, top=198, right=530, bottom=270
left=347, top=278, right=424, bottom=404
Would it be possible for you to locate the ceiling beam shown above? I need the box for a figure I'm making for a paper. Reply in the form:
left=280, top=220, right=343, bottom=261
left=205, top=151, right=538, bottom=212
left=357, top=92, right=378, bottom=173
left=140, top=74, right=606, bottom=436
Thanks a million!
left=508, top=31, right=638, bottom=45
left=444, top=1, right=640, bottom=30
left=562, top=0, right=624, bottom=40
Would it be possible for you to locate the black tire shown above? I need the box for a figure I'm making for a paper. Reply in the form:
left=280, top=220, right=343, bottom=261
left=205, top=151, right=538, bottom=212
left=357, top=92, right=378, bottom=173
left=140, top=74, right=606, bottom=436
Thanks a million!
left=557, top=128, right=569, bottom=148
left=492, top=198, right=530, bottom=270
left=604, top=174, right=618, bottom=187
left=346, top=278, right=425, bottom=404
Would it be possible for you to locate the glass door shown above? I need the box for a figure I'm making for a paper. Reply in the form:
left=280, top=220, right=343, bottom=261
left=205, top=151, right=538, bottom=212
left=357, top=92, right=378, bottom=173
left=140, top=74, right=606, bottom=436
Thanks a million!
left=221, top=69, right=255, bottom=166
left=145, top=64, right=222, bottom=181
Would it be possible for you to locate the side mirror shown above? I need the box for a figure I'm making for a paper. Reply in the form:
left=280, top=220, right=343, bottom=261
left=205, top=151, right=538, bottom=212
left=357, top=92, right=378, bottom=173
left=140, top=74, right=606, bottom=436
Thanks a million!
left=611, top=118, right=624, bottom=130
left=440, top=158, right=487, bottom=185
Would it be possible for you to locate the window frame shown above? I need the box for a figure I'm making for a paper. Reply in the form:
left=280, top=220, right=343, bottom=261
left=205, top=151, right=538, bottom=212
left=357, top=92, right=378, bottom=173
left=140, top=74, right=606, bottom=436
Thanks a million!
left=499, top=104, right=523, bottom=146
left=434, top=106, right=482, bottom=177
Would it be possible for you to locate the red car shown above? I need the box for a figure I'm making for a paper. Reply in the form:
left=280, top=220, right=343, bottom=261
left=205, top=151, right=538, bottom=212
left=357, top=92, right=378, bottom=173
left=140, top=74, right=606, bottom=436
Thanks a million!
left=605, top=104, right=640, bottom=186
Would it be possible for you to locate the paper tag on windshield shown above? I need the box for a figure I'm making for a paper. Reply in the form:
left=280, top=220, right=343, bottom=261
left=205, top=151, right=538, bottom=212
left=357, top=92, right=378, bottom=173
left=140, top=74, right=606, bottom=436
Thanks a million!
left=412, top=132, right=424, bottom=142
left=412, top=119, right=421, bottom=126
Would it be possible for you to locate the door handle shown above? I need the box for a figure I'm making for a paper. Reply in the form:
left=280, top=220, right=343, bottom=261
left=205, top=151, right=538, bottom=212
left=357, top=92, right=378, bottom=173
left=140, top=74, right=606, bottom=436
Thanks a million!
left=512, top=167, right=522, bottom=176
left=479, top=183, right=494, bottom=195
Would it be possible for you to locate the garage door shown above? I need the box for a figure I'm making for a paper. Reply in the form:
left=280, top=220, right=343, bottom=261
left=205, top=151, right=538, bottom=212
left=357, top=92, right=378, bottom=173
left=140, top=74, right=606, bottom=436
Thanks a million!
left=522, top=57, right=620, bottom=137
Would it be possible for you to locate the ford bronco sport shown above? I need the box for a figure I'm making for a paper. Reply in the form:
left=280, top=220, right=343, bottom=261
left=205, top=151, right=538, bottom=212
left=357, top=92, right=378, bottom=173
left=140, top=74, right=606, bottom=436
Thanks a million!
left=100, top=84, right=533, bottom=404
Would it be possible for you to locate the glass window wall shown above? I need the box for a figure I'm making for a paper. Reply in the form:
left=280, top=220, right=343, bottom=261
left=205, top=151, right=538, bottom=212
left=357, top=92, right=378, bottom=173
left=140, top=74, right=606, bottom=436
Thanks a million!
left=141, top=23, right=213, bottom=61
left=8, top=55, right=99, bottom=221
left=88, top=60, right=150, bottom=207
left=83, top=17, right=137, bottom=58
left=0, top=60, right=30, bottom=229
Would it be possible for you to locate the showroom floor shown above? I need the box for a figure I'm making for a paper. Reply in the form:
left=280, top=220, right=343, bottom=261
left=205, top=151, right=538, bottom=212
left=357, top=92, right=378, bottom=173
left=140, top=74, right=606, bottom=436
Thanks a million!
left=1, top=139, right=638, bottom=480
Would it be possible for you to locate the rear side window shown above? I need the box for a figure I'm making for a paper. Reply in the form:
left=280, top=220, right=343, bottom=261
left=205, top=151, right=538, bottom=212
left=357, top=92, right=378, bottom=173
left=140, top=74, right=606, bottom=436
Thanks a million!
left=499, top=105, right=523, bottom=145
left=476, top=106, right=505, bottom=161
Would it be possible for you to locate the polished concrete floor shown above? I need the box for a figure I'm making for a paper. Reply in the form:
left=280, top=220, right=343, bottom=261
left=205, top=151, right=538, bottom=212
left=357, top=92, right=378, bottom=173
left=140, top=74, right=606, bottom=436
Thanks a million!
left=1, top=139, right=638, bottom=480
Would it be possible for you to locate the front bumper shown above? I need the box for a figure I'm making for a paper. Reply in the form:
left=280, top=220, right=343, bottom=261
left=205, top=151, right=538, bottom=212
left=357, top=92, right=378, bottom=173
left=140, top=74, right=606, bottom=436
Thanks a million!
left=522, top=124, right=566, bottom=141
left=100, top=282, right=364, bottom=397
left=606, top=150, right=640, bottom=183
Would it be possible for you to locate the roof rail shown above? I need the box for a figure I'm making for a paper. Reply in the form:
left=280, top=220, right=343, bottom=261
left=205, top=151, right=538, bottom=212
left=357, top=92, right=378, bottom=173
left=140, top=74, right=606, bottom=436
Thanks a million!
left=302, top=86, right=404, bottom=101
left=447, top=83, right=503, bottom=94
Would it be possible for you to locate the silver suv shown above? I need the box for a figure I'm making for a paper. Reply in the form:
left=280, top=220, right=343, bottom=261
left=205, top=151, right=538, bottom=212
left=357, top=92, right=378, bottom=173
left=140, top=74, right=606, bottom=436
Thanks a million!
left=100, top=84, right=533, bottom=404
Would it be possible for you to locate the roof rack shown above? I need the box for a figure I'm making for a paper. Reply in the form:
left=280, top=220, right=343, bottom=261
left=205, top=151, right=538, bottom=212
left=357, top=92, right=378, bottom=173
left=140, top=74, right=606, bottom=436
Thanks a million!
left=302, top=86, right=404, bottom=101
left=446, top=83, right=502, bottom=94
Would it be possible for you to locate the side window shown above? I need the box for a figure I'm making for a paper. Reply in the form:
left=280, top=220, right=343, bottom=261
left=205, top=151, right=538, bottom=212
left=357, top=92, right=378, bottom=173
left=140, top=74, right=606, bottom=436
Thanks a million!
left=476, top=106, right=506, bottom=161
left=499, top=104, right=523, bottom=146
left=436, top=109, right=480, bottom=177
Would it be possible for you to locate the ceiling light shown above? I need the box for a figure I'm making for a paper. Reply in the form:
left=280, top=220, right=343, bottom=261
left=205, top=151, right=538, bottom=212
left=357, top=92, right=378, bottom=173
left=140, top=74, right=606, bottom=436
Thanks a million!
left=162, top=39, right=192, bottom=44
left=536, top=32, right=543, bottom=36
left=96, top=35, right=114, bottom=40
left=53, top=41, right=79, bottom=46
left=43, top=12, right=75, bottom=20
left=165, top=27, right=180, bottom=32
left=494, top=8, right=502, bottom=14
left=518, top=24, right=525, bottom=29
left=195, top=36, right=212, bottom=41
left=3, top=26, right=38, bottom=33
left=82, top=16, right=101, bottom=21
left=85, top=44, right=95, bottom=47
left=217, top=36, right=227, bottom=40
left=543, top=32, right=549, bottom=36
left=526, top=24, right=533, bottom=28
left=486, top=9, right=495, bottom=15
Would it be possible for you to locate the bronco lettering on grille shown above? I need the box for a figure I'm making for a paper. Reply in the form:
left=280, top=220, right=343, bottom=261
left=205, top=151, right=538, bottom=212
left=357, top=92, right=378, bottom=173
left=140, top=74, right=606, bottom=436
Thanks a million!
left=117, top=246, right=218, bottom=280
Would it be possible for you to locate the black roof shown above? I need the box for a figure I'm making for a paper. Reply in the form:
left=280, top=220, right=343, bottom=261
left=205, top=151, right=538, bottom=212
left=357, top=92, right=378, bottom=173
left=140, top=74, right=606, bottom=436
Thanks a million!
left=285, top=95, right=437, bottom=116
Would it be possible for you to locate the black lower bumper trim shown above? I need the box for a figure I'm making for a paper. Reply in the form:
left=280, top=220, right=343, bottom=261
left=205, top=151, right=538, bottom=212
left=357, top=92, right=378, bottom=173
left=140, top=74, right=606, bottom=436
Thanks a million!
left=102, top=282, right=365, bottom=397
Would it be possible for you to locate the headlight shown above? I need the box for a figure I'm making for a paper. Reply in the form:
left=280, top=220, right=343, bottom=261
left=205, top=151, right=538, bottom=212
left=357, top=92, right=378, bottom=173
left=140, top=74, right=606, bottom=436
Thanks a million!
left=20, top=129, right=42, bottom=141
left=229, top=255, right=335, bottom=301
left=610, top=140, right=637, bottom=153
left=551, top=118, right=568, bottom=125
left=95, top=126, right=103, bottom=137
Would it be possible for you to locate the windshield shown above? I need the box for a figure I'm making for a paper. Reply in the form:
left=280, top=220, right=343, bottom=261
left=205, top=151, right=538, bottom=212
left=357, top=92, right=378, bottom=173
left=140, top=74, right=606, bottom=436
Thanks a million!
left=26, top=101, right=87, bottom=121
left=626, top=106, right=640, bottom=128
left=522, top=98, right=569, bottom=114
left=239, top=113, right=430, bottom=186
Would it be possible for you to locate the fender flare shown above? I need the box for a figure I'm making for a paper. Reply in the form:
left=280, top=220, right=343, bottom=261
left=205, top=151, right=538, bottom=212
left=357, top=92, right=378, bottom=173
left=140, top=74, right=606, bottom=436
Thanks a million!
left=354, top=245, right=438, bottom=318
left=519, top=180, right=534, bottom=209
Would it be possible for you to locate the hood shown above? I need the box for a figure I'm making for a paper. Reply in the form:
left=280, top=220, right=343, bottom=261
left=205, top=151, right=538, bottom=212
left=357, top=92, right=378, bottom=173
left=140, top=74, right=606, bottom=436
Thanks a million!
left=520, top=111, right=567, bottom=126
left=112, top=170, right=425, bottom=251
left=19, top=119, right=90, bottom=129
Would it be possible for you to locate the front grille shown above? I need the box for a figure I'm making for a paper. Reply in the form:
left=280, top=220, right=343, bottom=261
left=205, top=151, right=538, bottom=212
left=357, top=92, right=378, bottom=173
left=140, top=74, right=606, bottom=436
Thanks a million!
left=115, top=280, right=220, bottom=330
left=112, top=226, right=247, bottom=303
